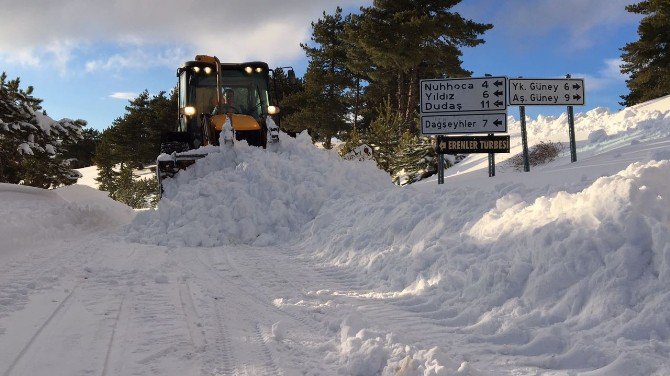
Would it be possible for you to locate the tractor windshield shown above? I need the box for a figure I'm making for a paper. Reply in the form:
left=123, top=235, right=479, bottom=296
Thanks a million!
left=189, top=69, right=270, bottom=119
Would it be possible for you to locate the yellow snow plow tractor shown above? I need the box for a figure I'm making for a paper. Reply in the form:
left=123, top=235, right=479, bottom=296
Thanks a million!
left=157, top=55, right=294, bottom=196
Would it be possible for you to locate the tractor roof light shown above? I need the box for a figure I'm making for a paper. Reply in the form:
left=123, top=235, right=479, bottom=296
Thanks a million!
left=204, top=66, right=212, bottom=74
left=244, top=66, right=253, bottom=74
left=184, top=106, right=196, bottom=116
left=255, top=67, right=263, bottom=73
left=193, top=66, right=200, bottom=73
left=267, top=105, right=280, bottom=115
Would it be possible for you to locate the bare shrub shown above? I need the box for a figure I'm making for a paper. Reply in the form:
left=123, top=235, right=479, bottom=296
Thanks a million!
left=508, top=141, right=564, bottom=171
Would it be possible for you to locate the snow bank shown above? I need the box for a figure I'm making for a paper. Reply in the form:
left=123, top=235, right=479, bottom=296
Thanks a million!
left=126, top=132, right=392, bottom=247
left=306, top=160, right=670, bottom=374
left=0, top=184, right=134, bottom=252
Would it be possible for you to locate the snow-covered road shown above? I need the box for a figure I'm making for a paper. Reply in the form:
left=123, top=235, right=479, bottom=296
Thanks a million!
left=2, top=96, right=670, bottom=375
left=0, top=230, right=477, bottom=375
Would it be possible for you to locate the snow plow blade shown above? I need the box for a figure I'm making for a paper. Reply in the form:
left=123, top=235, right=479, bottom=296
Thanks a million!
left=156, top=152, right=208, bottom=198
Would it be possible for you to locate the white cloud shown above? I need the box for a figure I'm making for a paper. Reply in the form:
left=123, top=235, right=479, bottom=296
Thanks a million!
left=573, top=58, right=629, bottom=92
left=601, top=58, right=629, bottom=81
left=109, top=92, right=139, bottom=100
left=85, top=47, right=190, bottom=72
left=0, top=0, right=368, bottom=72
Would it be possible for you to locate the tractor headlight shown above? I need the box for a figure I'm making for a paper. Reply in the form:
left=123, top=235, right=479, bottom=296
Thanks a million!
left=267, top=105, right=280, bottom=115
left=244, top=66, right=253, bottom=74
left=204, top=66, right=212, bottom=74
left=184, top=106, right=196, bottom=116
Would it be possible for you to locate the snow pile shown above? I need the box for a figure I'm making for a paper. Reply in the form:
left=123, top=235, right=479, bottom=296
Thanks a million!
left=335, top=314, right=474, bottom=376
left=0, top=184, right=134, bottom=252
left=126, top=132, right=392, bottom=247
left=306, top=160, right=670, bottom=374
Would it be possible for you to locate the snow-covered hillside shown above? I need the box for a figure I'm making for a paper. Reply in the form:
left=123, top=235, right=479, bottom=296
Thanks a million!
left=1, top=96, right=670, bottom=375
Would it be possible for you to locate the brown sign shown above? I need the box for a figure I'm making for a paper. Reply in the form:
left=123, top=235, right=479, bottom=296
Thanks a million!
left=436, top=135, right=510, bottom=154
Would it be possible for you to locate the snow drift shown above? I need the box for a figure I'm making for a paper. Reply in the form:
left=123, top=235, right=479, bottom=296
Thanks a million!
left=126, top=132, right=391, bottom=247
left=0, top=184, right=134, bottom=252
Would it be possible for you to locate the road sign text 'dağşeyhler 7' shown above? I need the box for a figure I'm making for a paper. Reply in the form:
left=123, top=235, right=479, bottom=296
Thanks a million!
left=508, top=78, right=585, bottom=106
left=420, top=77, right=507, bottom=114
left=421, top=113, right=507, bottom=135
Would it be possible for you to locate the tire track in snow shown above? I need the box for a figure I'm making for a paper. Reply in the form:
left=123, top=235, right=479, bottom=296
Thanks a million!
left=178, top=280, right=207, bottom=353
left=0, top=237, right=100, bottom=320
left=277, top=248, right=472, bottom=354
left=177, top=251, right=237, bottom=375
left=2, top=287, right=77, bottom=376
left=100, top=293, right=127, bottom=376
left=253, top=322, right=282, bottom=376
left=212, top=295, right=235, bottom=375
left=214, top=249, right=326, bottom=334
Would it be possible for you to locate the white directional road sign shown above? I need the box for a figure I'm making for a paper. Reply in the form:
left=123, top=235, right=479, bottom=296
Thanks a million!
left=420, top=77, right=507, bottom=114
left=421, top=112, right=507, bottom=135
left=508, top=78, right=585, bottom=106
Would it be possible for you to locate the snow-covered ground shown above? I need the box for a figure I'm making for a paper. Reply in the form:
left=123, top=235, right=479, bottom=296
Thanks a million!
left=2, top=95, right=670, bottom=375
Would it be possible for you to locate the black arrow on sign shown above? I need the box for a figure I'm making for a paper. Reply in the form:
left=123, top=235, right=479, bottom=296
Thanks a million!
left=494, top=100, right=504, bottom=107
left=572, top=83, right=581, bottom=90
left=493, top=119, right=503, bottom=127
left=494, top=80, right=503, bottom=87
left=573, top=94, right=582, bottom=101
left=494, top=90, right=503, bottom=97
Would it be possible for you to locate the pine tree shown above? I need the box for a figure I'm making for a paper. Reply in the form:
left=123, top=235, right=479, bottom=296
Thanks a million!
left=93, top=132, right=120, bottom=193
left=283, top=7, right=355, bottom=148
left=392, top=132, right=438, bottom=185
left=111, top=163, right=156, bottom=208
left=620, top=0, right=670, bottom=106
left=93, top=90, right=175, bottom=207
left=63, top=128, right=100, bottom=168
left=270, top=68, right=303, bottom=123
left=363, top=97, right=403, bottom=173
left=0, top=72, right=85, bottom=188
left=344, top=0, right=493, bottom=131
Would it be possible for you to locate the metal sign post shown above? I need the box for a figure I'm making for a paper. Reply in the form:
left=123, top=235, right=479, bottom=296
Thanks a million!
left=566, top=74, right=578, bottom=163
left=488, top=133, right=496, bottom=177
left=519, top=105, right=530, bottom=172
left=437, top=154, right=445, bottom=184
left=568, top=105, right=577, bottom=162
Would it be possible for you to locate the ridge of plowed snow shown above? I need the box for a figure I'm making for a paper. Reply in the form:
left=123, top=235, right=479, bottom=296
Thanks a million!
left=0, top=183, right=134, bottom=252
left=126, top=132, right=392, bottom=247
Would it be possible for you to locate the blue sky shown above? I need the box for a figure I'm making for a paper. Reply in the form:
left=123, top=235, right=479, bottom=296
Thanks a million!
left=0, top=0, right=641, bottom=131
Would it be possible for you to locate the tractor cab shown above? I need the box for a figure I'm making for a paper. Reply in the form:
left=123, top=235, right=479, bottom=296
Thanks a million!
left=176, top=57, right=282, bottom=148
